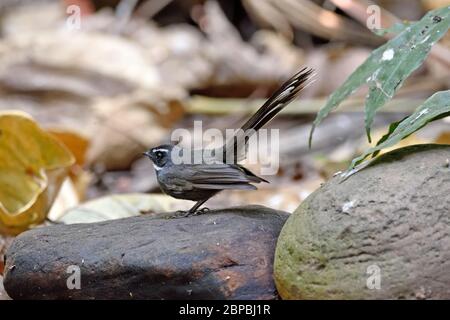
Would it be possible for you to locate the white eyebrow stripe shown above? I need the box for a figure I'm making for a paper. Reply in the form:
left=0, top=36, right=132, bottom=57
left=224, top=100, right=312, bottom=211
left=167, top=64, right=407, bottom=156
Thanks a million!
left=153, top=164, right=162, bottom=171
left=152, top=148, right=169, bottom=153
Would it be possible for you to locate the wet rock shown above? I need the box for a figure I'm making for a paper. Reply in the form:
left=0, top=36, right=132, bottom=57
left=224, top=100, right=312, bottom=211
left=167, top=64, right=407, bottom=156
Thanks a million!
left=4, top=205, right=288, bottom=300
left=275, top=144, right=450, bottom=299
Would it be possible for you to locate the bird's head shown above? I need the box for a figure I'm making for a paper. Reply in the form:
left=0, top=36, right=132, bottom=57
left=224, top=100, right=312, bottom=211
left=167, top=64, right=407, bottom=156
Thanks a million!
left=142, top=144, right=174, bottom=170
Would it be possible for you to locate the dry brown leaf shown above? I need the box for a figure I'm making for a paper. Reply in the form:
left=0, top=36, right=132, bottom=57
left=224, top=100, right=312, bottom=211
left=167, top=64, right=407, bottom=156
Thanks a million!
left=86, top=90, right=185, bottom=170
left=1, top=29, right=162, bottom=91
left=435, top=131, right=450, bottom=144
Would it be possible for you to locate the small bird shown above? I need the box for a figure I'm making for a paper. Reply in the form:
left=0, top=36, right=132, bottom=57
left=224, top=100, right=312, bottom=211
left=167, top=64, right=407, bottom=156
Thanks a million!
left=143, top=67, right=314, bottom=216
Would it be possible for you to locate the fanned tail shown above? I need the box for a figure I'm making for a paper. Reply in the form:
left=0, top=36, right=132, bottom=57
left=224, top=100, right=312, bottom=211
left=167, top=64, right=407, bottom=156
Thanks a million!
left=218, top=67, right=314, bottom=163
left=240, top=67, right=314, bottom=132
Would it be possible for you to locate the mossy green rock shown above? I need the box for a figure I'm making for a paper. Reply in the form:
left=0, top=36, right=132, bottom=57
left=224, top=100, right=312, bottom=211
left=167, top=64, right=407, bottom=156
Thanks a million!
left=274, top=144, right=450, bottom=299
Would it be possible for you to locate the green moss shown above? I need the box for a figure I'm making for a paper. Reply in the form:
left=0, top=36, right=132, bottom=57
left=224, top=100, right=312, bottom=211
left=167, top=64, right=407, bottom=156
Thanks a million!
left=275, top=202, right=368, bottom=299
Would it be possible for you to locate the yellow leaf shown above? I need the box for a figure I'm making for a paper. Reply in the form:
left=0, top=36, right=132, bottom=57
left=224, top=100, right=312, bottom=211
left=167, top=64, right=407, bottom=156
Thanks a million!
left=0, top=111, right=74, bottom=235
left=47, top=129, right=92, bottom=200
left=47, top=129, right=89, bottom=166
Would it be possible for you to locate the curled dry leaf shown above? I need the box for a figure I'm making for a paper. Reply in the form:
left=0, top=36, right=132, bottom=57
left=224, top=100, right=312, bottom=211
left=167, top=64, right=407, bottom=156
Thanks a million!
left=0, top=111, right=74, bottom=235
left=46, top=128, right=93, bottom=213
left=56, top=193, right=191, bottom=224
left=48, top=129, right=90, bottom=166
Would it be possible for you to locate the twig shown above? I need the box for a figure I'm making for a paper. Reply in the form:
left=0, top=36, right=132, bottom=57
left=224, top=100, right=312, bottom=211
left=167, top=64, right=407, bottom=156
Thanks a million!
left=113, top=0, right=140, bottom=34
left=187, top=96, right=432, bottom=115
left=136, top=0, right=174, bottom=19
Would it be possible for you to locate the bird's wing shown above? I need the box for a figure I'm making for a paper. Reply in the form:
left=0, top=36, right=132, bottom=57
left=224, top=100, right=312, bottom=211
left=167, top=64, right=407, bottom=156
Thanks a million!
left=188, top=164, right=258, bottom=190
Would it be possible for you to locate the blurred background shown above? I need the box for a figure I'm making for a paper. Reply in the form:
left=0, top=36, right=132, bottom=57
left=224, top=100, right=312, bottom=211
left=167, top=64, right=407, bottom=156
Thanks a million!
left=0, top=0, right=449, bottom=221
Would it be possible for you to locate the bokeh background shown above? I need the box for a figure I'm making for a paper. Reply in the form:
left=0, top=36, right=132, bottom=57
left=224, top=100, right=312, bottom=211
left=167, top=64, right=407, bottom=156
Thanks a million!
left=1, top=0, right=450, bottom=298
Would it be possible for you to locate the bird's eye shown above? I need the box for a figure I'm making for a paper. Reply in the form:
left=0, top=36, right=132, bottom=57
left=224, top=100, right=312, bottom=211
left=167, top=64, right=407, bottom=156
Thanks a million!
left=156, top=152, right=162, bottom=159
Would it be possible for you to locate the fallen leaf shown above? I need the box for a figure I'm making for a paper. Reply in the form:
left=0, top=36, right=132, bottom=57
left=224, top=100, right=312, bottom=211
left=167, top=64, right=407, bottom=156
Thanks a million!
left=2, top=30, right=162, bottom=91
left=435, top=131, right=450, bottom=144
left=57, top=193, right=191, bottom=224
left=48, top=129, right=89, bottom=166
left=0, top=111, right=74, bottom=235
left=48, top=129, right=92, bottom=200
left=47, top=177, right=81, bottom=222
left=206, top=179, right=324, bottom=214
left=86, top=91, right=185, bottom=170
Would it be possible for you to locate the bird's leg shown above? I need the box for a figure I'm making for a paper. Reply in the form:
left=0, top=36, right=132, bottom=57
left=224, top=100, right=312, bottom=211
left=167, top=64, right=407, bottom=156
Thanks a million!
left=171, top=198, right=213, bottom=219
left=185, top=198, right=210, bottom=216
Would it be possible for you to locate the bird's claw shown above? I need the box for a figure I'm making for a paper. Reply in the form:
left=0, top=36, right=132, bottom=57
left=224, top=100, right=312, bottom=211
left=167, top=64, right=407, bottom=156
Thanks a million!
left=170, top=207, right=210, bottom=219
left=197, top=207, right=210, bottom=214
left=167, top=210, right=188, bottom=219
left=188, top=207, right=210, bottom=216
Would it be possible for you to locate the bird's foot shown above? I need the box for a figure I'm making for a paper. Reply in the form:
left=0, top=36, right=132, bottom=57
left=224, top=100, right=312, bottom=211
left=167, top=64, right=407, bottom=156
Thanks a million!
left=187, top=207, right=210, bottom=216
left=196, top=207, right=210, bottom=215
left=167, top=210, right=187, bottom=219
left=170, top=207, right=210, bottom=219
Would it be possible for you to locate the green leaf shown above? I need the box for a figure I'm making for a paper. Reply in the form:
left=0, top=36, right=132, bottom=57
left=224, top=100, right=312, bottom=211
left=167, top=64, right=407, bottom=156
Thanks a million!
left=348, top=90, right=450, bottom=171
left=372, top=21, right=412, bottom=36
left=310, top=6, right=450, bottom=145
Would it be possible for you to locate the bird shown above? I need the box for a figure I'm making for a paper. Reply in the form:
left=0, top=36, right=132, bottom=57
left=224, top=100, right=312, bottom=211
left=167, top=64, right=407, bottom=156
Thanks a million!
left=143, top=67, right=314, bottom=216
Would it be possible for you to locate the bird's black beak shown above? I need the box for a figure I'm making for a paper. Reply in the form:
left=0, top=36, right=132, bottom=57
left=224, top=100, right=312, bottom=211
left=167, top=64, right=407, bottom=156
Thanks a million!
left=142, top=151, right=151, bottom=158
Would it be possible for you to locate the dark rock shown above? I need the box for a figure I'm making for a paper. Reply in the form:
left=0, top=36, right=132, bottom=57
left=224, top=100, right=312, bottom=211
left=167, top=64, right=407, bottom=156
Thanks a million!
left=274, top=144, right=450, bottom=299
left=4, top=205, right=288, bottom=300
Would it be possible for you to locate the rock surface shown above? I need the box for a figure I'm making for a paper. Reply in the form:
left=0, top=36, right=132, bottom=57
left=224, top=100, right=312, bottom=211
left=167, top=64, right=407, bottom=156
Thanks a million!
left=274, top=144, right=450, bottom=299
left=4, top=205, right=287, bottom=300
